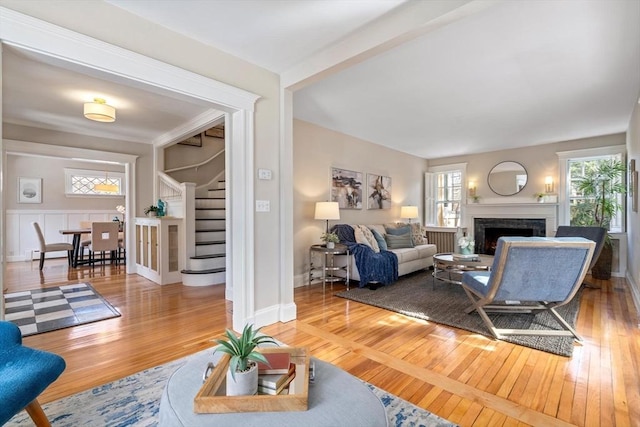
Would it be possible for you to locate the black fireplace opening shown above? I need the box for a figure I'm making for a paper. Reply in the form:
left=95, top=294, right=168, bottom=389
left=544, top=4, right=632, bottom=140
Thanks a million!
left=474, top=218, right=546, bottom=255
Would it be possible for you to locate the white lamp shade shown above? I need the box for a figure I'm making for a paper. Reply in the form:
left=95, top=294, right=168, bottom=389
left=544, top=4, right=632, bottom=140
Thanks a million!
left=400, top=205, right=419, bottom=219
left=314, top=202, right=340, bottom=220
left=84, top=98, right=116, bottom=122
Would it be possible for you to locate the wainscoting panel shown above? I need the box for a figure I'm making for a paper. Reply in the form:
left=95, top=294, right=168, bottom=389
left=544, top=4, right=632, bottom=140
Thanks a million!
left=6, top=210, right=116, bottom=262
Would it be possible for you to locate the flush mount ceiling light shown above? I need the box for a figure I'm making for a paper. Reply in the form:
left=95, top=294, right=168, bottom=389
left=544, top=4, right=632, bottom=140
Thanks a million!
left=84, top=98, right=116, bottom=122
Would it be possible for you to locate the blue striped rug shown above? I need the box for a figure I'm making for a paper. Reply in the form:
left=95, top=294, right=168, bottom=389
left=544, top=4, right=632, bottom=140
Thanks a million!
left=6, top=348, right=455, bottom=427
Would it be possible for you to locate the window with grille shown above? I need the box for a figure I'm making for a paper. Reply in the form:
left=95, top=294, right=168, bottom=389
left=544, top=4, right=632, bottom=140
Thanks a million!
left=65, top=168, right=125, bottom=196
left=425, top=163, right=466, bottom=227
left=557, top=145, right=625, bottom=233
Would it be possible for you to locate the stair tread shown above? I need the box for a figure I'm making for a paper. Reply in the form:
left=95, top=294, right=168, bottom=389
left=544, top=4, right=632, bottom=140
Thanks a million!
left=191, top=254, right=225, bottom=259
left=196, top=218, right=225, bottom=221
left=196, top=197, right=225, bottom=200
left=181, top=268, right=225, bottom=274
left=195, top=207, right=225, bottom=210
left=196, top=229, right=226, bottom=233
left=196, top=240, right=225, bottom=245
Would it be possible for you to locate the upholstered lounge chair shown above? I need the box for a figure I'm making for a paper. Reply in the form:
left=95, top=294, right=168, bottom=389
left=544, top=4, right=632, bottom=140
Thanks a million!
left=555, top=225, right=607, bottom=286
left=461, top=236, right=595, bottom=341
left=0, top=320, right=66, bottom=426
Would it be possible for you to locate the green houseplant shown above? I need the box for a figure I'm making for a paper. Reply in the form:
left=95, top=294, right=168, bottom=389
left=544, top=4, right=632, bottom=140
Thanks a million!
left=573, top=159, right=626, bottom=279
left=321, top=231, right=340, bottom=249
left=144, top=205, right=158, bottom=217
left=213, top=324, right=277, bottom=396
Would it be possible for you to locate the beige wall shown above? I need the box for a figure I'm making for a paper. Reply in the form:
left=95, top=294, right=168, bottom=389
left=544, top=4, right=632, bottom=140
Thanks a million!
left=6, top=154, right=125, bottom=210
left=4, top=123, right=151, bottom=215
left=428, top=133, right=626, bottom=202
left=293, top=119, right=427, bottom=284
left=626, top=100, right=640, bottom=312
left=0, top=1, right=283, bottom=311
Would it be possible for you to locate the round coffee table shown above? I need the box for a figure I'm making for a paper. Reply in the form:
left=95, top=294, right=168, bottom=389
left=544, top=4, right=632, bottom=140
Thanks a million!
left=159, top=349, right=388, bottom=426
left=433, top=253, right=494, bottom=285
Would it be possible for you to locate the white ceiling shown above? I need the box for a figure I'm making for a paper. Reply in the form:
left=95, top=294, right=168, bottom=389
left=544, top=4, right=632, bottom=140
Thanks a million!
left=3, top=0, right=639, bottom=159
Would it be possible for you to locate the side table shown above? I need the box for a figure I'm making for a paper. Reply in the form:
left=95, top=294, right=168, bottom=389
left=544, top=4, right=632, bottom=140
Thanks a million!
left=309, top=244, right=350, bottom=290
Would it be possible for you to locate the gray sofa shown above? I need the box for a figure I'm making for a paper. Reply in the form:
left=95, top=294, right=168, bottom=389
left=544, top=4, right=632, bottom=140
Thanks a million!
left=334, top=223, right=437, bottom=283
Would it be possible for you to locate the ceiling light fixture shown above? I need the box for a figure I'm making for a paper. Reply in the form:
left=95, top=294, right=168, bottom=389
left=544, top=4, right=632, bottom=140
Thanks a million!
left=84, top=98, right=116, bottom=122
left=94, top=171, right=119, bottom=193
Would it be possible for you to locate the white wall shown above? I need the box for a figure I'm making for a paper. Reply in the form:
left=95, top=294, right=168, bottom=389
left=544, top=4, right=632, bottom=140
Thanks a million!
left=626, top=100, right=640, bottom=314
left=293, top=119, right=427, bottom=285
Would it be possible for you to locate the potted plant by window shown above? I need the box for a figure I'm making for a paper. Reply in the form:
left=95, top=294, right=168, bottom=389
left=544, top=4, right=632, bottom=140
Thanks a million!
left=573, top=159, right=626, bottom=279
left=321, top=231, right=340, bottom=249
left=213, top=324, right=277, bottom=396
left=144, top=205, right=159, bottom=217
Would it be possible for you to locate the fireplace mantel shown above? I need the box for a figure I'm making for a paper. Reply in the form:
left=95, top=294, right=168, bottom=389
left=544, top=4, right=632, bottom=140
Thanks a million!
left=464, top=201, right=558, bottom=237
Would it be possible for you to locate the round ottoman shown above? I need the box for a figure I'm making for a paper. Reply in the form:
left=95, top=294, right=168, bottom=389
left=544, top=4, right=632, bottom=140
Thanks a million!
left=159, top=349, right=388, bottom=427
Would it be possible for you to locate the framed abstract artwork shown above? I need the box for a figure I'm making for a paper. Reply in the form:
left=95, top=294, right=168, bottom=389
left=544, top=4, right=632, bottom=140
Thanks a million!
left=367, top=173, right=392, bottom=209
left=331, top=167, right=363, bottom=209
left=18, top=177, right=42, bottom=204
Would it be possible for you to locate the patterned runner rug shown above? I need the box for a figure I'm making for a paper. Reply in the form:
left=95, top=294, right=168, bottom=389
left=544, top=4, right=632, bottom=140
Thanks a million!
left=336, top=271, right=582, bottom=357
left=5, top=347, right=455, bottom=427
left=3, top=283, right=120, bottom=336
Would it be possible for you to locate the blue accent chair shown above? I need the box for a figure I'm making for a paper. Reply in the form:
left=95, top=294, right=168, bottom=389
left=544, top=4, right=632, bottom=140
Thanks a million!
left=0, top=321, right=66, bottom=426
left=461, top=237, right=595, bottom=341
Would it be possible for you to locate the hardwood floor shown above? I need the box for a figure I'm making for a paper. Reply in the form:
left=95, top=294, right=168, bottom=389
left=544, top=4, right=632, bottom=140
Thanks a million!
left=4, top=259, right=639, bottom=426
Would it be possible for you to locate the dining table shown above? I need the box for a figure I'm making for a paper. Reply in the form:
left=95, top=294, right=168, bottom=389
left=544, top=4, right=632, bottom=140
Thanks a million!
left=59, top=228, right=91, bottom=268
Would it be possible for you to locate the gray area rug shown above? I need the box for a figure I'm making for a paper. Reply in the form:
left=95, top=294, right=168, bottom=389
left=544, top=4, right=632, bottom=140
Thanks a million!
left=6, top=346, right=455, bottom=427
left=336, top=271, right=582, bottom=357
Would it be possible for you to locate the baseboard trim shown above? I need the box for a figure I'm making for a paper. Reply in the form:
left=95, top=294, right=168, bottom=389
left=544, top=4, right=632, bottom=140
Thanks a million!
left=625, top=271, right=640, bottom=326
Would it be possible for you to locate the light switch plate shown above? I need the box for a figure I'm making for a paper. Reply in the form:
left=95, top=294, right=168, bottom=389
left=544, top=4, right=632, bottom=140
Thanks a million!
left=258, top=169, right=272, bottom=180
left=256, top=200, right=270, bottom=212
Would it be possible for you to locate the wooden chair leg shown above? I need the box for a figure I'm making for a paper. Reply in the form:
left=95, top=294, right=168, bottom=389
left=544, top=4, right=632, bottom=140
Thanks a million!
left=25, top=399, right=51, bottom=427
left=39, top=253, right=45, bottom=270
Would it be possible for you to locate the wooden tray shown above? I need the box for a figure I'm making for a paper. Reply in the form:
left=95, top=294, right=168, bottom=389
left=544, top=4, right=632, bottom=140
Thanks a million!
left=194, top=347, right=310, bottom=413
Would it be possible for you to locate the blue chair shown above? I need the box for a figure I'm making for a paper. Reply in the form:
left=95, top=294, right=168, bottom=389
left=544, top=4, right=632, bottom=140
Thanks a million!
left=461, top=236, right=595, bottom=341
left=0, top=321, right=66, bottom=426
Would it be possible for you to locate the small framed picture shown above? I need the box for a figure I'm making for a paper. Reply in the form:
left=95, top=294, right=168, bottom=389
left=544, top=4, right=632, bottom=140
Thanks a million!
left=331, top=167, right=363, bottom=209
left=18, top=177, right=42, bottom=204
left=367, top=174, right=392, bottom=209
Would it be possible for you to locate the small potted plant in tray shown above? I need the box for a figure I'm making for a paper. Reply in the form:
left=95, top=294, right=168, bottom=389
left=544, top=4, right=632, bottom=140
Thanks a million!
left=213, top=324, right=277, bottom=396
left=144, top=205, right=159, bottom=217
left=321, top=231, right=340, bottom=249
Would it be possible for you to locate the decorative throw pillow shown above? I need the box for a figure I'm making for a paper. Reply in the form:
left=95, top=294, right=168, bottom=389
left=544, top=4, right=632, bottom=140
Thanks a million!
left=384, top=224, right=411, bottom=236
left=385, top=232, right=414, bottom=249
left=355, top=225, right=380, bottom=253
left=409, top=223, right=426, bottom=245
left=353, top=226, right=372, bottom=249
left=370, top=228, right=388, bottom=251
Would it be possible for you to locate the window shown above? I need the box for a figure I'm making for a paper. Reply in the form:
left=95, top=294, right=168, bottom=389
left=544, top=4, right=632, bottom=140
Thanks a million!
left=557, top=146, right=625, bottom=232
left=65, top=168, right=125, bottom=196
left=425, top=163, right=467, bottom=227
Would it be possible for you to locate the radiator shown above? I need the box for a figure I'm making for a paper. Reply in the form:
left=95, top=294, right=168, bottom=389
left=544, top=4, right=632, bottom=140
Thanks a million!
left=426, top=230, right=457, bottom=253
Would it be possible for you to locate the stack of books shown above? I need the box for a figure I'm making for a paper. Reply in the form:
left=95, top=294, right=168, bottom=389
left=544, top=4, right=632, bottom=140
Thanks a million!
left=256, top=352, right=297, bottom=395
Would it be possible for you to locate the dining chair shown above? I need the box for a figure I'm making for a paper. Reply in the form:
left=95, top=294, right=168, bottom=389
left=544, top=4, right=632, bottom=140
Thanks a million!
left=89, top=222, right=120, bottom=266
left=31, top=222, right=74, bottom=270
left=78, top=220, right=92, bottom=262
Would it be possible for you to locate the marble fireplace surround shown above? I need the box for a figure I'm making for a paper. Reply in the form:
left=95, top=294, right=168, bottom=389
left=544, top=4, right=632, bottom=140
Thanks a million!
left=464, top=200, right=558, bottom=253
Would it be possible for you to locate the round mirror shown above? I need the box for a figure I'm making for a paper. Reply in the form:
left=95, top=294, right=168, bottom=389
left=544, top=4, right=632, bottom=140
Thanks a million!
left=488, top=161, right=528, bottom=196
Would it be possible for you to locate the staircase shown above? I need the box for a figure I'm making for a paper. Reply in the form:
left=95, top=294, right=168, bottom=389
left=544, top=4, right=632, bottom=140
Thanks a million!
left=180, top=180, right=227, bottom=286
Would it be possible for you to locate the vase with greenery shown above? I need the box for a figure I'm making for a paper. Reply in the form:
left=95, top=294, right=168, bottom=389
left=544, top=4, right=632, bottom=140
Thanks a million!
left=321, top=231, right=340, bottom=249
left=144, top=205, right=158, bottom=217
left=572, top=159, right=626, bottom=279
left=213, top=324, right=277, bottom=396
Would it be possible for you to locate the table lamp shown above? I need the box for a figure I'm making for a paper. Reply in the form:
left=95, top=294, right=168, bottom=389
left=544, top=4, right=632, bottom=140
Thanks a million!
left=314, top=202, right=340, bottom=234
left=400, top=206, right=419, bottom=223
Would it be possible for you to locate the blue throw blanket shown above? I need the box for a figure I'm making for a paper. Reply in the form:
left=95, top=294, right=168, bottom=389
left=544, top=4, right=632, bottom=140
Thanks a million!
left=332, top=224, right=398, bottom=287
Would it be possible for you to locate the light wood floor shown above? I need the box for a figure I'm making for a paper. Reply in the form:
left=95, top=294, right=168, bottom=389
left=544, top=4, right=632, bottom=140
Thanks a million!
left=4, top=259, right=639, bottom=426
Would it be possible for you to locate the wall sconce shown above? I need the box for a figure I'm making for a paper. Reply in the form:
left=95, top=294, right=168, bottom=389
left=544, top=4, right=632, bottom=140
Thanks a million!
left=468, top=181, right=477, bottom=198
left=544, top=176, right=554, bottom=193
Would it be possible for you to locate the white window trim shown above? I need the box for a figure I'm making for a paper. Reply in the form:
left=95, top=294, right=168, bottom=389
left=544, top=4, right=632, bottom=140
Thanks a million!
left=425, top=162, right=468, bottom=226
left=64, top=167, right=126, bottom=196
left=556, top=145, right=626, bottom=230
